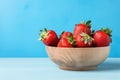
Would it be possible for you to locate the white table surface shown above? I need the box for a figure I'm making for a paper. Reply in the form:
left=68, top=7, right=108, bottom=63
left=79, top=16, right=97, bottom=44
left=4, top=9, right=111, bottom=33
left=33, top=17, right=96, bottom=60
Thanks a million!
left=0, top=58, right=120, bottom=80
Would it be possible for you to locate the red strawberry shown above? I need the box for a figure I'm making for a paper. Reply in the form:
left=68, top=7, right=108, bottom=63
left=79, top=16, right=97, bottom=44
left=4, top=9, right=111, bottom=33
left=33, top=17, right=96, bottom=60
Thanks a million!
left=74, top=20, right=91, bottom=38
left=93, top=28, right=112, bottom=47
left=57, top=33, right=76, bottom=47
left=76, top=32, right=94, bottom=47
left=39, top=28, right=59, bottom=46
left=60, top=31, right=73, bottom=39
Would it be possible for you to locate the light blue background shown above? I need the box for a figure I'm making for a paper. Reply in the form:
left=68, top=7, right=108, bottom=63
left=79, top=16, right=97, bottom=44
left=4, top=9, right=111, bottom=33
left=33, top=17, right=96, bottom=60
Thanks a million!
left=0, top=0, right=119, bottom=57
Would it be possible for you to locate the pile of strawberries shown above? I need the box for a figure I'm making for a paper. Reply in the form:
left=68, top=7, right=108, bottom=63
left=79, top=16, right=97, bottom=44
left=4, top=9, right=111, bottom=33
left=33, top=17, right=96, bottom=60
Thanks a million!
left=39, top=20, right=112, bottom=47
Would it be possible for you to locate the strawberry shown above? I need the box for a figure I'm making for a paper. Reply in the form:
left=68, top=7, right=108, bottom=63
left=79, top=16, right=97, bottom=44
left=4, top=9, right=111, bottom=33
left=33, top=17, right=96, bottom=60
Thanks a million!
left=60, top=31, right=73, bottom=39
left=76, top=32, right=94, bottom=47
left=39, top=28, right=59, bottom=46
left=74, top=20, right=91, bottom=38
left=57, top=33, right=76, bottom=47
left=93, top=28, right=112, bottom=47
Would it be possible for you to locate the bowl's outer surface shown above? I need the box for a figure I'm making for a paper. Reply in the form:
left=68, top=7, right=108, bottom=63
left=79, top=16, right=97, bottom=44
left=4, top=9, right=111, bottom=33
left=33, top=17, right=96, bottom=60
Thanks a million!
left=46, top=46, right=110, bottom=70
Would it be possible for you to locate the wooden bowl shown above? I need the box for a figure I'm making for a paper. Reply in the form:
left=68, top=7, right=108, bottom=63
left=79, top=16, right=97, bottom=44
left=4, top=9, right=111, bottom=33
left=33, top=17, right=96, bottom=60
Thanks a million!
left=46, top=46, right=110, bottom=71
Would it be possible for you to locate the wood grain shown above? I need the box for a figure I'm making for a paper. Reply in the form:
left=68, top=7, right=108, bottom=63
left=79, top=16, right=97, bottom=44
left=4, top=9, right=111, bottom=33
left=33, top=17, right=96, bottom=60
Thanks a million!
left=46, top=46, right=110, bottom=70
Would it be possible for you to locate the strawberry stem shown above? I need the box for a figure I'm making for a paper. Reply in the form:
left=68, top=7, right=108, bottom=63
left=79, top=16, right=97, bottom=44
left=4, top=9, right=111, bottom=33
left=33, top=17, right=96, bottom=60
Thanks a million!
left=90, top=29, right=95, bottom=37
left=38, top=28, right=49, bottom=41
left=101, top=27, right=112, bottom=37
left=85, top=20, right=91, bottom=28
left=80, top=20, right=91, bottom=28
left=80, top=32, right=94, bottom=45
left=67, top=33, right=76, bottom=46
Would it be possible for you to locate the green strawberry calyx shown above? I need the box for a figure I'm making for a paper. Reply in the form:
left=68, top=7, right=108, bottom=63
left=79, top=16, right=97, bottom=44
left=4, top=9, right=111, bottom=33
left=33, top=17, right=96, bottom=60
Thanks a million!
left=80, top=20, right=92, bottom=28
left=67, top=33, right=76, bottom=46
left=38, top=28, right=49, bottom=41
left=59, top=31, right=65, bottom=39
left=101, top=27, right=112, bottom=37
left=90, top=29, right=95, bottom=37
left=80, top=32, right=94, bottom=45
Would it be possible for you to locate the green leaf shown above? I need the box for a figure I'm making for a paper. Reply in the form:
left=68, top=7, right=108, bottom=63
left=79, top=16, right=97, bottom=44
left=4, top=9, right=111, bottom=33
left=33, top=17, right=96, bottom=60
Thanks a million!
left=86, top=20, right=91, bottom=28
left=86, top=20, right=91, bottom=25
left=44, top=28, right=48, bottom=32
left=38, top=28, right=49, bottom=41
left=40, top=30, right=43, bottom=32
left=101, top=27, right=112, bottom=37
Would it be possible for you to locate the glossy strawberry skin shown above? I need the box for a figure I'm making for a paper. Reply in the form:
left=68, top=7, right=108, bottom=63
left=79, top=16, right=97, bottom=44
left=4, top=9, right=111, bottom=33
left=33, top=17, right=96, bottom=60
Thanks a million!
left=93, top=30, right=111, bottom=47
left=74, top=24, right=91, bottom=38
left=57, top=32, right=76, bottom=47
left=42, top=30, right=59, bottom=46
left=57, top=38, right=73, bottom=47
left=60, top=32, right=73, bottom=39
left=76, top=34, right=93, bottom=47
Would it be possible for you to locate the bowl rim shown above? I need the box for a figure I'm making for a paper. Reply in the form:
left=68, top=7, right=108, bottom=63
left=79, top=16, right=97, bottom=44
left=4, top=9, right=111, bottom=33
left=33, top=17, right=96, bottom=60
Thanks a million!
left=46, top=45, right=110, bottom=49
